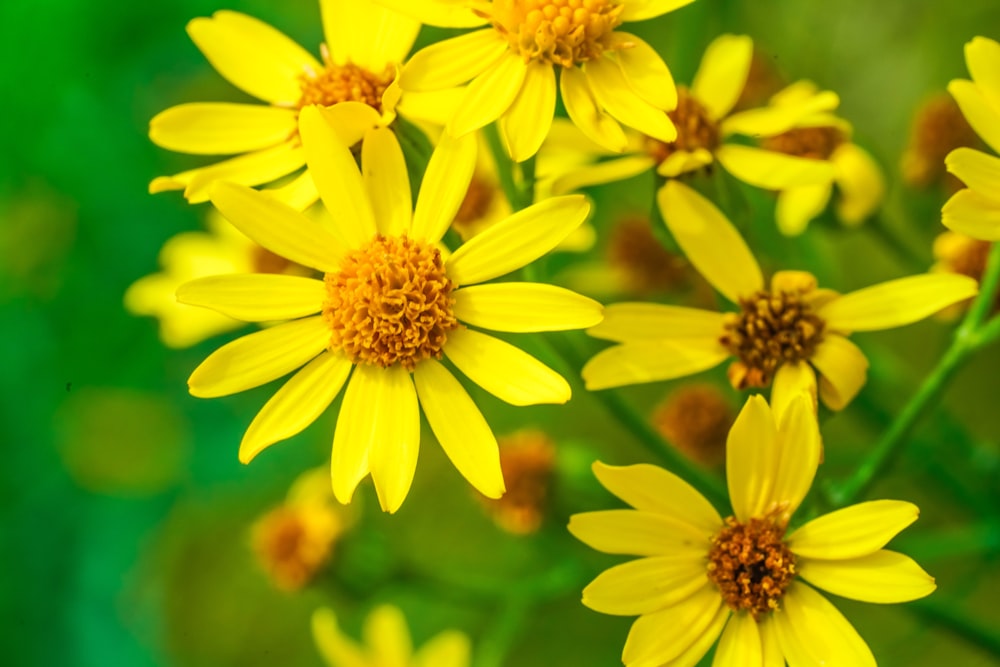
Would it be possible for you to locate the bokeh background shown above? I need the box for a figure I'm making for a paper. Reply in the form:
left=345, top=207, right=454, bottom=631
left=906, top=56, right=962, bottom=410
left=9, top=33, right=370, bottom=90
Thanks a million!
left=3, top=0, right=1000, bottom=665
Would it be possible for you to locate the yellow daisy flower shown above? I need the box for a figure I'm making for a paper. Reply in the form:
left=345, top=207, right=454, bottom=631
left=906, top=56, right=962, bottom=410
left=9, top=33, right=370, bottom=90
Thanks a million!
left=569, top=394, right=936, bottom=667
left=381, top=0, right=698, bottom=161
left=149, top=0, right=433, bottom=207
left=582, top=182, right=978, bottom=411
left=178, top=106, right=602, bottom=513
left=942, top=37, right=1000, bottom=241
left=313, top=605, right=469, bottom=667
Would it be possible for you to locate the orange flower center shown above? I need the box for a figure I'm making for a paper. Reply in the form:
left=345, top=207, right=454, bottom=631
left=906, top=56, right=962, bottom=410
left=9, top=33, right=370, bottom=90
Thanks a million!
left=477, top=430, right=556, bottom=534
left=489, top=0, right=624, bottom=67
left=251, top=506, right=338, bottom=592
left=762, top=126, right=844, bottom=161
left=707, top=515, right=796, bottom=620
left=645, top=87, right=720, bottom=164
left=903, top=94, right=982, bottom=189
left=653, top=383, right=733, bottom=467
left=297, top=50, right=393, bottom=110
left=322, top=235, right=459, bottom=370
left=607, top=216, right=689, bottom=295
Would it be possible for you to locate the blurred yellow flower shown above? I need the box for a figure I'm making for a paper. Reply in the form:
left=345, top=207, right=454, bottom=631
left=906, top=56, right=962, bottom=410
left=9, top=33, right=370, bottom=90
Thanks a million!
left=943, top=36, right=1000, bottom=241
left=901, top=92, right=981, bottom=190
left=582, top=182, right=978, bottom=411
left=178, top=107, right=602, bottom=512
left=313, top=605, right=470, bottom=667
left=570, top=394, right=936, bottom=667
left=475, top=429, right=557, bottom=534
left=384, top=0, right=697, bottom=161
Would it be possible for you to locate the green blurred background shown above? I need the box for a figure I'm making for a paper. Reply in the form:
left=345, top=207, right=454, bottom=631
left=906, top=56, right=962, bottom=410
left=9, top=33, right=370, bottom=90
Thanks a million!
left=2, top=0, right=1000, bottom=665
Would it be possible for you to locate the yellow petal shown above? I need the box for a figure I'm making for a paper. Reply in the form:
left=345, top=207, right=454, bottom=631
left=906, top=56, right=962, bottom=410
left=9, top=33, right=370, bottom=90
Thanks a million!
left=588, top=303, right=726, bottom=343
left=186, top=11, right=319, bottom=105
left=657, top=147, right=715, bottom=177
left=657, top=180, right=763, bottom=302
left=583, top=556, right=710, bottom=616
left=239, top=351, right=351, bottom=463
left=453, top=282, right=603, bottom=332
left=721, top=90, right=840, bottom=137
left=368, top=366, right=421, bottom=513
left=210, top=181, right=344, bottom=272
left=759, top=617, right=783, bottom=667
left=447, top=53, right=528, bottom=137
left=413, top=359, right=504, bottom=498
left=620, top=0, right=697, bottom=22
left=942, top=187, right=1000, bottom=241
left=582, top=339, right=729, bottom=390
left=770, top=393, right=822, bottom=519
left=364, top=605, right=413, bottom=665
left=267, top=171, right=320, bottom=212
left=945, top=147, right=1000, bottom=202
left=799, top=549, right=936, bottom=604
left=818, top=273, right=980, bottom=332
left=726, top=395, right=779, bottom=523
left=321, top=0, right=420, bottom=71
left=568, top=510, right=712, bottom=557
left=966, top=36, right=1000, bottom=111
left=372, top=0, right=489, bottom=27
left=444, top=328, right=570, bottom=405
left=691, top=34, right=753, bottom=121
left=560, top=65, right=628, bottom=152
left=499, top=61, right=556, bottom=161
left=410, top=132, right=478, bottom=243
left=552, top=155, right=655, bottom=194
left=312, top=609, right=367, bottom=667
left=769, top=361, right=817, bottom=423
left=715, top=144, right=836, bottom=190
left=613, top=32, right=677, bottom=110
left=713, top=612, right=762, bottom=667
left=788, top=500, right=919, bottom=560
left=622, top=585, right=724, bottom=667
left=660, top=605, right=731, bottom=667
left=775, top=183, right=832, bottom=236
left=149, top=103, right=298, bottom=155
left=413, top=631, right=471, bottom=667
left=446, top=194, right=590, bottom=285
left=832, top=143, right=885, bottom=225
left=774, top=583, right=876, bottom=667
left=188, top=317, right=330, bottom=398
left=317, top=101, right=382, bottom=146
left=362, top=127, right=412, bottom=237
left=177, top=274, right=325, bottom=321
left=330, top=364, right=379, bottom=504
left=396, top=87, right=467, bottom=126
left=948, top=78, right=1000, bottom=154
left=299, top=106, right=379, bottom=248
left=592, top=461, right=722, bottom=532
left=810, top=334, right=869, bottom=411
left=585, top=57, right=677, bottom=143
left=401, top=30, right=506, bottom=90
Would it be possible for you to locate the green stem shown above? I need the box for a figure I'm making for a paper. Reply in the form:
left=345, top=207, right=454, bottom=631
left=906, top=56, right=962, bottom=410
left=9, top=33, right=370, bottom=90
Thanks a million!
left=964, top=242, right=1000, bottom=330
left=484, top=124, right=535, bottom=211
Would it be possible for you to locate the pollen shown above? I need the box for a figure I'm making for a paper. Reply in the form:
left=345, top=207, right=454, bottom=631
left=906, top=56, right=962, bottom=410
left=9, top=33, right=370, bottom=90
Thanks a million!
left=762, top=126, right=845, bottom=161
left=489, top=0, right=624, bottom=67
left=719, top=288, right=825, bottom=389
left=645, top=87, right=720, bottom=164
left=298, top=47, right=394, bottom=110
left=706, top=515, right=796, bottom=620
left=322, top=235, right=459, bottom=371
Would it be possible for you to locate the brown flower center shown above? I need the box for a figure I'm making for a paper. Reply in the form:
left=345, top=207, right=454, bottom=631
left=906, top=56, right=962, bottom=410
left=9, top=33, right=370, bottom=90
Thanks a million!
left=322, top=235, right=459, bottom=370
left=707, top=515, right=796, bottom=620
left=719, top=289, right=825, bottom=389
left=477, top=430, right=556, bottom=535
left=298, top=51, right=393, bottom=110
left=653, top=383, right=733, bottom=467
left=607, top=216, right=688, bottom=294
left=251, top=506, right=337, bottom=592
left=645, top=86, right=720, bottom=164
left=489, top=0, right=624, bottom=67
left=762, top=126, right=845, bottom=161
left=903, top=94, right=982, bottom=189
left=454, top=174, right=497, bottom=227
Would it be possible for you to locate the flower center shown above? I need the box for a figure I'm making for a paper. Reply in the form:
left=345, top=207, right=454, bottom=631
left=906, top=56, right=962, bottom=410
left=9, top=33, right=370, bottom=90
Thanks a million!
left=707, top=516, right=796, bottom=620
left=489, top=0, right=624, bottom=67
left=645, top=87, right=720, bottom=163
left=653, top=383, right=732, bottom=467
left=298, top=49, right=393, bottom=110
left=761, top=126, right=845, bottom=161
left=903, top=94, right=981, bottom=189
left=454, top=175, right=497, bottom=227
left=719, top=289, right=825, bottom=389
left=251, top=506, right=338, bottom=591
left=607, top=216, right=688, bottom=294
left=322, top=235, right=459, bottom=371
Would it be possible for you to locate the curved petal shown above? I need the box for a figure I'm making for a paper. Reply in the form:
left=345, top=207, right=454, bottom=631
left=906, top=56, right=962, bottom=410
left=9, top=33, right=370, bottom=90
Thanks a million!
left=363, top=606, right=412, bottom=666
left=776, top=183, right=832, bottom=236
left=560, top=65, right=628, bottom=152
left=362, top=126, right=412, bottom=236
left=832, top=142, right=885, bottom=225
left=809, top=334, right=869, bottom=411
left=413, top=359, right=504, bottom=497
left=582, top=339, right=729, bottom=390
left=659, top=604, right=730, bottom=667
left=759, top=617, right=784, bottom=667
left=453, top=282, right=603, bottom=332
left=942, top=187, right=1000, bottom=241
left=499, top=61, right=557, bottom=161
left=586, top=304, right=717, bottom=346
left=712, top=612, right=762, bottom=667
left=585, top=57, right=677, bottom=143
left=317, top=101, right=382, bottom=146
left=817, top=274, right=980, bottom=332
left=613, top=32, right=677, bottom=110
left=400, top=30, right=506, bottom=90
left=769, top=361, right=817, bottom=423
left=413, top=631, right=470, bottom=667
left=657, top=180, right=763, bottom=302
left=446, top=194, right=591, bottom=285
left=788, top=500, right=920, bottom=560
left=799, top=549, right=936, bottom=604
left=188, top=317, right=330, bottom=397
left=411, top=132, right=478, bottom=243
left=657, top=147, right=715, bottom=177
left=620, top=0, right=698, bottom=22
left=177, top=274, right=325, bottom=321
left=771, top=393, right=822, bottom=519
left=568, top=510, right=712, bottom=557
left=726, top=395, right=779, bottom=522
left=965, top=36, right=1000, bottom=110
left=321, top=0, right=420, bottom=70
left=551, top=155, right=656, bottom=194
left=368, top=365, right=421, bottom=513
left=715, top=144, right=836, bottom=190
left=691, top=34, right=754, bottom=121
left=720, top=90, right=840, bottom=137
left=444, top=328, right=570, bottom=406
left=447, top=53, right=528, bottom=137
left=774, top=583, right=876, bottom=667
left=948, top=78, right=1000, bottom=155
left=267, top=170, right=320, bottom=212
left=372, top=0, right=489, bottom=27
left=330, top=364, right=378, bottom=504
left=149, top=103, right=297, bottom=155
left=312, top=609, right=367, bottom=667
left=622, top=585, right=724, bottom=667
left=945, top=147, right=1000, bottom=202
left=239, top=352, right=351, bottom=463
left=583, top=556, right=710, bottom=616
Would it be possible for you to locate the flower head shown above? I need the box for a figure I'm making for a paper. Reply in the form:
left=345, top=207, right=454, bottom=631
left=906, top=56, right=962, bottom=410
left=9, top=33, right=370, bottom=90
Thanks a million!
left=902, top=92, right=981, bottom=190
left=475, top=429, right=557, bottom=534
left=569, top=394, right=936, bottom=667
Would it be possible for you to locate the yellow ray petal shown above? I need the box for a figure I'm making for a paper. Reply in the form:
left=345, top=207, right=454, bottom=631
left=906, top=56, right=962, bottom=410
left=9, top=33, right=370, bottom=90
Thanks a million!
left=401, top=30, right=506, bottom=91
left=413, top=359, right=504, bottom=498
left=715, top=144, right=836, bottom=190
left=948, top=78, right=1000, bottom=155
left=568, top=510, right=712, bottom=557
left=582, top=339, right=729, bottom=390
left=330, top=364, right=379, bottom=504
left=942, top=187, right=1000, bottom=240
left=188, top=316, right=330, bottom=397
left=788, top=500, right=919, bottom=560
left=210, top=181, right=344, bottom=272
left=759, top=617, right=784, bottom=667
left=769, top=361, right=817, bottom=423
left=621, top=585, right=724, bottom=667
left=620, top=0, right=697, bottom=22
left=363, top=606, right=413, bottom=665
left=720, top=90, right=840, bottom=137
left=413, top=631, right=470, bottom=667
left=177, top=274, right=323, bottom=322
left=499, top=61, right=556, bottom=161
left=583, top=556, right=709, bottom=617
left=613, top=32, right=677, bottom=110
left=448, top=53, right=528, bottom=137
left=588, top=303, right=726, bottom=343
left=362, top=127, right=412, bottom=236
left=316, top=102, right=382, bottom=146
left=321, top=0, right=420, bottom=71
left=945, top=147, right=1000, bottom=202
left=560, top=65, right=628, bottom=152
left=658, top=605, right=730, bottom=667
left=810, top=334, right=869, bottom=411
left=410, top=132, right=478, bottom=243
left=444, top=328, right=570, bottom=405
left=726, top=395, right=779, bottom=523
left=832, top=142, right=885, bottom=225
left=774, top=583, right=876, bottom=667
left=656, top=148, right=715, bottom=177
left=691, top=34, right=753, bottom=121
left=713, top=612, right=762, bottom=667
left=585, top=57, right=677, bottom=143
left=239, top=352, right=351, bottom=463
left=799, top=549, right=936, bottom=604
left=453, top=282, right=603, bottom=332
left=371, top=0, right=489, bottom=27
left=267, top=170, right=320, bottom=212
left=395, top=87, right=467, bottom=126
left=776, top=182, right=832, bottom=236
left=312, top=609, right=367, bottom=667
left=446, top=194, right=590, bottom=285
left=771, top=393, right=822, bottom=519
left=368, top=366, right=421, bottom=513
left=657, top=180, right=763, bottom=302
left=966, top=36, right=1000, bottom=110
left=553, top=155, right=655, bottom=194
left=186, top=11, right=320, bottom=105
left=149, top=103, right=297, bottom=155
left=299, top=105, right=379, bottom=248
left=818, top=273, right=980, bottom=332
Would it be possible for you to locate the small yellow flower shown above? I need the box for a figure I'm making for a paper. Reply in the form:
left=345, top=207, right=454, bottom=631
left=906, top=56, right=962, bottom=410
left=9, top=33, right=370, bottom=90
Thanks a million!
left=313, top=605, right=470, bottom=667
left=570, top=394, right=936, bottom=667
left=901, top=92, right=981, bottom=190
left=475, top=429, right=557, bottom=534
left=942, top=37, right=1000, bottom=241
left=931, top=230, right=993, bottom=318
left=652, top=383, right=732, bottom=467
left=383, top=0, right=698, bottom=161
left=178, top=106, right=602, bottom=513
left=582, top=181, right=978, bottom=411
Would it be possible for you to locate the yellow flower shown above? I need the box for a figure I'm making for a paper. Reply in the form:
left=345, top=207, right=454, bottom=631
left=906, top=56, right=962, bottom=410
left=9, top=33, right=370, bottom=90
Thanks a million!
left=942, top=37, right=1000, bottom=241
left=178, top=106, right=602, bottom=513
left=383, top=0, right=698, bottom=161
left=149, top=0, right=438, bottom=207
left=313, top=605, right=470, bottom=667
left=569, top=394, right=936, bottom=667
left=901, top=92, right=981, bottom=190
left=582, top=181, right=978, bottom=411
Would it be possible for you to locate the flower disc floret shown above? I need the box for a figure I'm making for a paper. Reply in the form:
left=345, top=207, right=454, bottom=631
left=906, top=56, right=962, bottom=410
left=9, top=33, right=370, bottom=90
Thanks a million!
left=322, top=235, right=459, bottom=370
left=298, top=54, right=394, bottom=110
left=762, top=126, right=845, bottom=160
left=491, top=0, right=624, bottom=67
